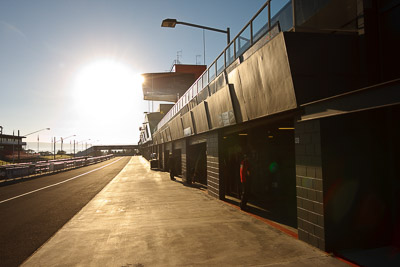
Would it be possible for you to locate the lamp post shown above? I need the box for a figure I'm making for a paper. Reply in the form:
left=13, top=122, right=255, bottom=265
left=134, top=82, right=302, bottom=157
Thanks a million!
left=0, top=126, right=3, bottom=154
left=53, top=137, right=57, bottom=160
left=161, top=18, right=230, bottom=65
left=53, top=137, right=66, bottom=160
left=76, top=139, right=91, bottom=157
left=25, top=128, right=51, bottom=137
left=60, top=135, right=76, bottom=156
left=24, top=128, right=50, bottom=154
left=53, top=135, right=74, bottom=160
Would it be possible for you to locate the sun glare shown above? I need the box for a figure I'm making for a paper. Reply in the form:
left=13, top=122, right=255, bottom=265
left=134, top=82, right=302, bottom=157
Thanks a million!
left=71, top=59, right=145, bottom=143
left=73, top=59, right=143, bottom=113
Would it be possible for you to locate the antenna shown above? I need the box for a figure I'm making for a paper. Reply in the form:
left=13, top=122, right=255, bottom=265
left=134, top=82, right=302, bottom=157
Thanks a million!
left=176, top=50, right=182, bottom=64
left=196, top=55, right=201, bottom=65
left=169, top=50, right=183, bottom=71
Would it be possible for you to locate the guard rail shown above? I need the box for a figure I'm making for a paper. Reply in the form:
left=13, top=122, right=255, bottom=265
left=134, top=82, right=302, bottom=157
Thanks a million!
left=0, top=155, right=114, bottom=181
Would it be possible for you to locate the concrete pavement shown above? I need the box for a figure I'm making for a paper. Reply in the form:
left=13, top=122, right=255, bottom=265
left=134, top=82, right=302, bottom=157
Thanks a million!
left=23, top=156, right=348, bottom=266
left=0, top=157, right=130, bottom=267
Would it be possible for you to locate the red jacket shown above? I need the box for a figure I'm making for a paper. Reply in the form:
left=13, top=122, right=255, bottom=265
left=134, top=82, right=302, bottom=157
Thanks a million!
left=240, top=159, right=250, bottom=183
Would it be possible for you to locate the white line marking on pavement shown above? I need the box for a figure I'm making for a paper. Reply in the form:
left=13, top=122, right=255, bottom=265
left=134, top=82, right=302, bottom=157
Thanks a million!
left=0, top=157, right=124, bottom=204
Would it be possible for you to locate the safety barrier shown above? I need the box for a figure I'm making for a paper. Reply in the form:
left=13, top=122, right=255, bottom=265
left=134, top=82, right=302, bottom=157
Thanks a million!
left=0, top=155, right=114, bottom=181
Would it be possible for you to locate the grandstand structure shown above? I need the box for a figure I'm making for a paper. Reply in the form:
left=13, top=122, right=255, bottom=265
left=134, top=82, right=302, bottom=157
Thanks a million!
left=138, top=0, right=400, bottom=252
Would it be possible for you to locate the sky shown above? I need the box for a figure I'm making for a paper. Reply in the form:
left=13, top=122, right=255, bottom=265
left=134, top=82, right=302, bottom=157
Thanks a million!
left=0, top=0, right=289, bottom=146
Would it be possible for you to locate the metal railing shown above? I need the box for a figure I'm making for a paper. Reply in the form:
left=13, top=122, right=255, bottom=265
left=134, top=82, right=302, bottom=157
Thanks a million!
left=0, top=155, right=114, bottom=181
left=156, top=0, right=292, bottom=132
left=0, top=140, right=27, bottom=146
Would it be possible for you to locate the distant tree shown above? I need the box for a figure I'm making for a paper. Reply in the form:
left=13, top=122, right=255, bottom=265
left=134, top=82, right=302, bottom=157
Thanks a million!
left=57, top=150, right=66, bottom=155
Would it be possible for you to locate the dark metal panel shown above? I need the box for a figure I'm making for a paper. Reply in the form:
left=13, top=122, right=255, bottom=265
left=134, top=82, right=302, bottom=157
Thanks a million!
left=181, top=112, right=194, bottom=136
left=196, top=86, right=210, bottom=103
left=152, top=132, right=158, bottom=145
left=232, top=32, right=297, bottom=120
left=257, top=33, right=297, bottom=115
left=284, top=31, right=361, bottom=105
left=188, top=98, right=197, bottom=110
left=191, top=102, right=210, bottom=134
left=165, top=126, right=172, bottom=142
left=169, top=115, right=184, bottom=140
left=209, top=72, right=227, bottom=96
left=180, top=105, right=190, bottom=116
left=206, top=85, right=236, bottom=129
left=208, top=79, right=217, bottom=96
left=160, top=131, right=165, bottom=143
left=169, top=120, right=178, bottom=141
left=239, top=53, right=268, bottom=119
left=227, top=69, right=248, bottom=123
left=161, top=129, right=167, bottom=143
left=155, top=132, right=161, bottom=144
left=158, top=132, right=162, bottom=144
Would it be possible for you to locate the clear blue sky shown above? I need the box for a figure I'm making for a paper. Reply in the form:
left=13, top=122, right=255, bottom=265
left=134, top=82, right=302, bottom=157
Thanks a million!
left=0, top=0, right=289, bottom=145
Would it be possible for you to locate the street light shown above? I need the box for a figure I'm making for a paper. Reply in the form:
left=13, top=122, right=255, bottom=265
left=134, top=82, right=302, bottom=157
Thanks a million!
left=52, top=135, right=75, bottom=159
left=60, top=135, right=76, bottom=155
left=24, top=127, right=50, bottom=155
left=25, top=128, right=51, bottom=137
left=161, top=18, right=230, bottom=65
left=53, top=137, right=65, bottom=160
left=161, top=19, right=230, bottom=44
left=0, top=126, right=3, bottom=151
left=76, top=139, right=91, bottom=156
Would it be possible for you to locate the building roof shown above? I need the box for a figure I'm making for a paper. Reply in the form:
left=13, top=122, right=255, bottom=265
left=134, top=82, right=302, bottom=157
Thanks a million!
left=141, top=64, right=206, bottom=102
left=0, top=134, right=26, bottom=139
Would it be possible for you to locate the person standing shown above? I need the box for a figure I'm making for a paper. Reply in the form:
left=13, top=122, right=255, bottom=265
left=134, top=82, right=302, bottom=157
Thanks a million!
left=168, top=153, right=176, bottom=181
left=240, top=154, right=251, bottom=210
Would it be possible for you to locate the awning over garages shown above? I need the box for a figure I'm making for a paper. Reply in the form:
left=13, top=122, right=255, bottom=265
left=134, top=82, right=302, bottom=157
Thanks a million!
left=299, top=78, right=400, bottom=121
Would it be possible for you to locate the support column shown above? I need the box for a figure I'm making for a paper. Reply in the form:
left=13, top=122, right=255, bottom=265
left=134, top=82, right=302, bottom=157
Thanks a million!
left=181, top=139, right=188, bottom=182
left=295, top=119, right=325, bottom=251
left=164, top=142, right=172, bottom=172
left=207, top=131, right=223, bottom=199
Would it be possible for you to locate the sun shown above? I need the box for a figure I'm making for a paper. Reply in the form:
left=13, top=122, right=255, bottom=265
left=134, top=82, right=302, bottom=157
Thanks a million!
left=73, top=59, right=143, bottom=114
left=71, top=59, right=146, bottom=143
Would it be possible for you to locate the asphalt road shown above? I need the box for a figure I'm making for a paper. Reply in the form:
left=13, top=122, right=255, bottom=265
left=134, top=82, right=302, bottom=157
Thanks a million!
left=0, top=156, right=130, bottom=267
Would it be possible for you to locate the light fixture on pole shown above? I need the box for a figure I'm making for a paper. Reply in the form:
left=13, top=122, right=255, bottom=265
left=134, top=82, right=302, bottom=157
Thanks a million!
left=60, top=135, right=76, bottom=155
left=0, top=126, right=3, bottom=152
left=161, top=19, right=230, bottom=44
left=161, top=18, right=230, bottom=65
left=25, top=128, right=51, bottom=137
left=76, top=139, right=91, bottom=156
left=24, top=127, right=50, bottom=155
left=53, top=137, right=66, bottom=159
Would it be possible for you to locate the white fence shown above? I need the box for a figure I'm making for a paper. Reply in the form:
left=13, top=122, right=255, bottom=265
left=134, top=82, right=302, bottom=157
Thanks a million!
left=0, top=155, right=114, bottom=180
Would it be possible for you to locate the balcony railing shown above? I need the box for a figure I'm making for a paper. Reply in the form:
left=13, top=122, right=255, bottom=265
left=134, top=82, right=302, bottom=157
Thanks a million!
left=157, top=0, right=293, bottom=132
left=0, top=140, right=27, bottom=146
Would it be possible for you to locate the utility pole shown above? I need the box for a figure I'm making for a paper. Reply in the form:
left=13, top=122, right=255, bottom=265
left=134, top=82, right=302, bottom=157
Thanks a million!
left=18, top=130, right=20, bottom=162
left=12, top=130, right=15, bottom=164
